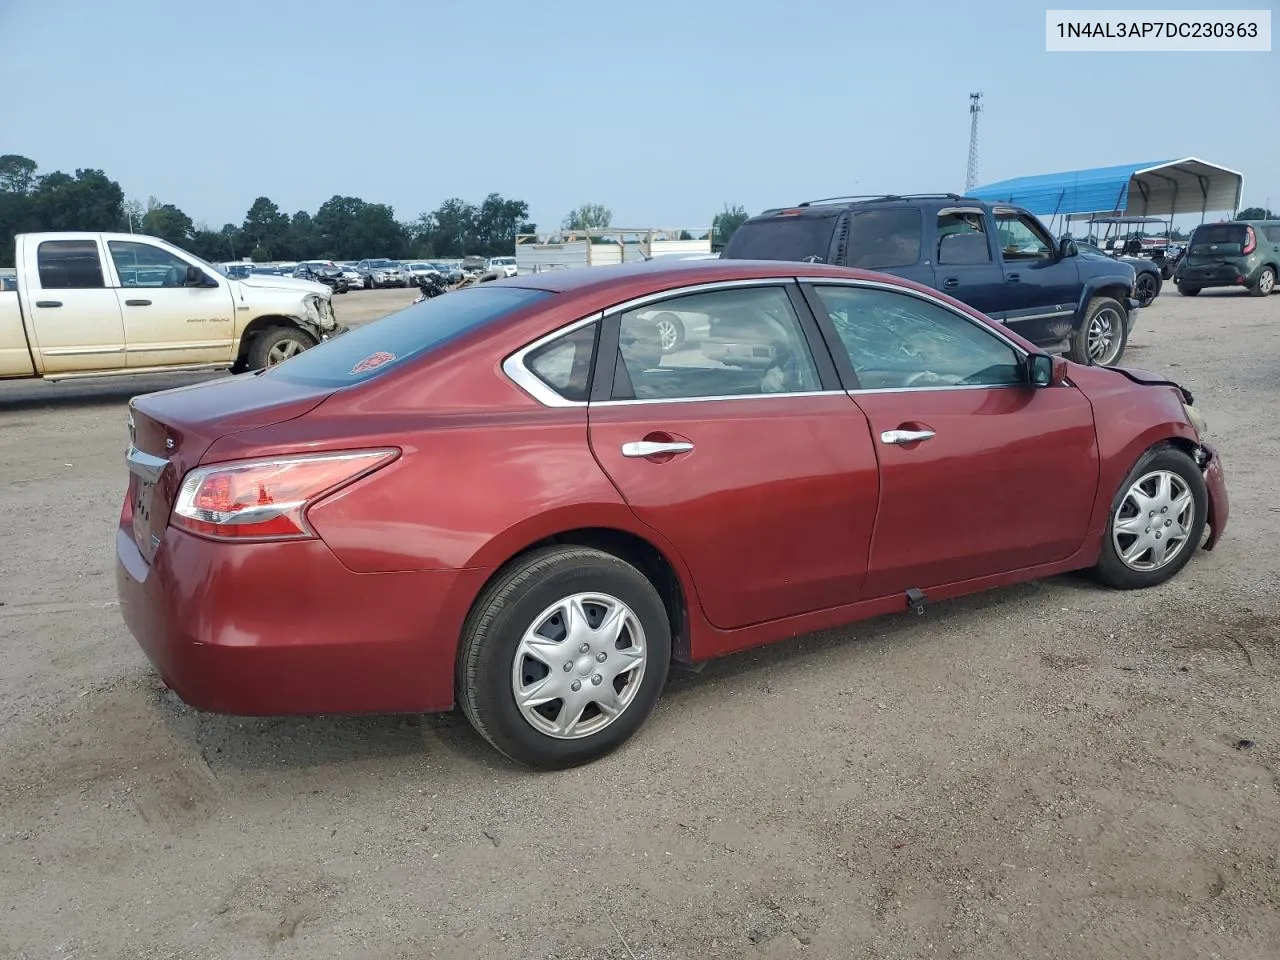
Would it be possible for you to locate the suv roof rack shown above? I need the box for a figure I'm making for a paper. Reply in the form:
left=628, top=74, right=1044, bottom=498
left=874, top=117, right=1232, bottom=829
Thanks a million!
left=797, top=192, right=970, bottom=207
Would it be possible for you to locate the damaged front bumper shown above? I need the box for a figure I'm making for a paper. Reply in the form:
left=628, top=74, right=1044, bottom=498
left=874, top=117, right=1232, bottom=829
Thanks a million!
left=1195, top=441, right=1229, bottom=551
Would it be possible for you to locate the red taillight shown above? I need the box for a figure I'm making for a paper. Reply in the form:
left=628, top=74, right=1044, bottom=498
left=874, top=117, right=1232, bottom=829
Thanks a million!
left=171, top=449, right=398, bottom=541
left=1242, top=227, right=1256, bottom=255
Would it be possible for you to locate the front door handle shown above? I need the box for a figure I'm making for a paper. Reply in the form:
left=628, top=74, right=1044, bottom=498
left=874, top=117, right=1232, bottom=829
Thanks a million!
left=621, top=440, right=694, bottom=458
left=35, top=300, right=62, bottom=308
left=880, top=429, right=936, bottom=445
left=125, top=299, right=152, bottom=306
left=1005, top=273, right=1021, bottom=283
left=941, top=277, right=959, bottom=289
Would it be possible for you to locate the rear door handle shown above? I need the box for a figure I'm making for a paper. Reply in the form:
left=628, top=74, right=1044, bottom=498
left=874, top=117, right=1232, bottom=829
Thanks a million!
left=1005, top=274, right=1021, bottom=283
left=35, top=300, right=62, bottom=308
left=621, top=440, right=694, bottom=458
left=941, top=277, right=959, bottom=289
left=880, top=429, right=936, bottom=445
left=125, top=299, right=152, bottom=306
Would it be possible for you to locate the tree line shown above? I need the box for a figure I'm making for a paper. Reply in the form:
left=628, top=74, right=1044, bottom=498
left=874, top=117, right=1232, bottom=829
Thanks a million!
left=0, top=153, right=755, bottom=269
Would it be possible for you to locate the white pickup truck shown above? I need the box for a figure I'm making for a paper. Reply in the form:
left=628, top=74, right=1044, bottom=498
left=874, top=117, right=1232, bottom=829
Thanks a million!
left=0, top=232, right=346, bottom=382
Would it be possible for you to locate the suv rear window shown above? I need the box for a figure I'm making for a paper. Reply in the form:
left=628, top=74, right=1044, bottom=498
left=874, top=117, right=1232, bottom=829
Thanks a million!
left=1189, top=224, right=1248, bottom=254
left=722, top=214, right=838, bottom=263
left=267, top=285, right=550, bottom=387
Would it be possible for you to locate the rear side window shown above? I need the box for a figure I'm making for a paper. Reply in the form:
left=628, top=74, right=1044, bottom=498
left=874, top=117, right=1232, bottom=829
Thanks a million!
left=844, top=209, right=923, bottom=269
left=267, top=286, right=550, bottom=387
left=721, top=215, right=838, bottom=263
left=37, top=240, right=105, bottom=289
left=525, top=321, right=598, bottom=402
left=1261, top=225, right=1280, bottom=243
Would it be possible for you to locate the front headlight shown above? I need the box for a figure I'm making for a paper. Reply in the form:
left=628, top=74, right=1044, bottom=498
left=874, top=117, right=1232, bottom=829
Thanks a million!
left=1183, top=402, right=1209, bottom=438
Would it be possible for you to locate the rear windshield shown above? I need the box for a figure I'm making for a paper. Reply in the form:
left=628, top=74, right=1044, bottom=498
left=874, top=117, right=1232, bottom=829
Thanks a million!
left=267, top=286, right=550, bottom=387
left=722, top=215, right=837, bottom=263
left=1189, top=224, right=1247, bottom=253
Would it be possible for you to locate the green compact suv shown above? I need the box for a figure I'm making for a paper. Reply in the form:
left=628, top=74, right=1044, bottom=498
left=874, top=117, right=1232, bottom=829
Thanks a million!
left=1175, top=220, right=1280, bottom=297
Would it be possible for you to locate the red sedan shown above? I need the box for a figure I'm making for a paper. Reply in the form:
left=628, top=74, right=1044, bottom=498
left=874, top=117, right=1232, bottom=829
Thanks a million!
left=116, top=259, right=1229, bottom=768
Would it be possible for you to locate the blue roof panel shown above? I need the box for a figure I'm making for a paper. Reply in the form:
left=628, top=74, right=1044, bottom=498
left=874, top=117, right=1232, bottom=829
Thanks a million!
left=970, top=161, right=1172, bottom=216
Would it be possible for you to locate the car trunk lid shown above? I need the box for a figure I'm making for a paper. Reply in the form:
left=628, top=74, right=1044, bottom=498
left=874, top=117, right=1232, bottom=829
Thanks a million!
left=125, top=373, right=334, bottom=562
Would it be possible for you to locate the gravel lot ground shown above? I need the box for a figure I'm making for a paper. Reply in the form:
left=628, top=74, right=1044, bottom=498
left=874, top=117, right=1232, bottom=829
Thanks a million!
left=1, top=285, right=1277, bottom=960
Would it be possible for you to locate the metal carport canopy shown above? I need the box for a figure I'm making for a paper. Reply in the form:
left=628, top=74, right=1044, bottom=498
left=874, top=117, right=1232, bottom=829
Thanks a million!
left=970, top=158, right=1243, bottom=219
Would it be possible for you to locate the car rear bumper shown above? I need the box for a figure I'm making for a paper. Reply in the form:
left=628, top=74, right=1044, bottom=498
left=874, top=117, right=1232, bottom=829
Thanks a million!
left=115, top=521, right=466, bottom=714
left=1177, top=263, right=1257, bottom=287
left=1201, top=442, right=1229, bottom=550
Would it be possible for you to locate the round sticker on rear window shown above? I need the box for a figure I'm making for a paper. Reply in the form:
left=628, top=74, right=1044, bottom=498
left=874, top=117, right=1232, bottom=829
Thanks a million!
left=350, top=351, right=397, bottom=375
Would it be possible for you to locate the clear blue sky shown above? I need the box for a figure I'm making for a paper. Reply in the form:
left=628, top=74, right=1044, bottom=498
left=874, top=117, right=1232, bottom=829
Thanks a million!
left=1, top=0, right=1275, bottom=231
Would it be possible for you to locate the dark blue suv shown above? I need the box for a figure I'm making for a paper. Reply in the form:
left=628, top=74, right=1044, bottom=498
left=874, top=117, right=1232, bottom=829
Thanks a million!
left=722, top=194, right=1140, bottom=366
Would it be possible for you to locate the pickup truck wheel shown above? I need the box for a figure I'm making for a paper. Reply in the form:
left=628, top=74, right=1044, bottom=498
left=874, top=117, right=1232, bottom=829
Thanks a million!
left=1093, top=445, right=1207, bottom=590
left=457, top=546, right=671, bottom=769
left=249, top=326, right=317, bottom=370
left=1251, top=266, right=1275, bottom=297
left=1067, top=297, right=1127, bottom=366
left=1177, top=284, right=1201, bottom=296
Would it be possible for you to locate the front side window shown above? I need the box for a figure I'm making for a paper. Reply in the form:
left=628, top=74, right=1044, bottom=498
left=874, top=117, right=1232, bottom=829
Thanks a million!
left=36, top=240, right=105, bottom=289
left=813, top=285, right=1022, bottom=389
left=525, top=321, right=598, bottom=402
left=612, top=286, right=820, bottom=401
left=844, top=208, right=923, bottom=269
left=994, top=213, right=1052, bottom=261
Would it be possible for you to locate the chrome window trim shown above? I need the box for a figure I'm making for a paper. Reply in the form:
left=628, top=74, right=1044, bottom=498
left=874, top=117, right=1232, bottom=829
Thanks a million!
left=594, top=390, right=847, bottom=408
left=502, top=278, right=818, bottom=408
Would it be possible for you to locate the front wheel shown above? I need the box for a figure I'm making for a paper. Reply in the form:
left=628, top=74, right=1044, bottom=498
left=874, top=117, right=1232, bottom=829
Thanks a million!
left=457, top=546, right=672, bottom=768
left=1067, top=296, right=1128, bottom=366
left=248, top=326, right=317, bottom=370
left=1134, top=272, right=1160, bottom=307
left=651, top=311, right=686, bottom=353
left=1251, top=266, right=1275, bottom=297
left=1093, top=445, right=1207, bottom=590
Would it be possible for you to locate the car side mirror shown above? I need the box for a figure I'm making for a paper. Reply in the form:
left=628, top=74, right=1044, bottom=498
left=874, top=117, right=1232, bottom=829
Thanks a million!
left=184, top=265, right=207, bottom=286
left=1027, top=353, right=1063, bottom=387
left=1058, top=237, right=1077, bottom=259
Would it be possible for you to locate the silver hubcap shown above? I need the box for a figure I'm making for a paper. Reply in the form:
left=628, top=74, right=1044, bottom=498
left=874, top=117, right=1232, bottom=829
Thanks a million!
left=1088, top=309, right=1121, bottom=363
left=655, top=319, right=679, bottom=351
left=267, top=339, right=304, bottom=364
left=1112, top=470, right=1195, bottom=571
left=1261, top=270, right=1275, bottom=294
left=511, top=593, right=647, bottom=739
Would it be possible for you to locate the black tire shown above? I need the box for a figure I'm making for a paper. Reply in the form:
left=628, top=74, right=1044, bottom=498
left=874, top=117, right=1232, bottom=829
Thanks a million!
left=247, top=326, right=317, bottom=370
left=1067, top=296, right=1128, bottom=366
left=1093, top=445, right=1207, bottom=590
left=1177, top=284, right=1201, bottom=296
left=650, top=311, right=686, bottom=354
left=457, top=546, right=672, bottom=768
left=1134, top=272, right=1160, bottom=307
left=1160, top=263, right=1174, bottom=280
left=1250, top=266, right=1275, bottom=298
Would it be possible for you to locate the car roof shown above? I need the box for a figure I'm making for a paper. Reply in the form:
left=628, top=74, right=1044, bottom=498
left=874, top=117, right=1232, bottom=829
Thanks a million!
left=496, top=256, right=918, bottom=295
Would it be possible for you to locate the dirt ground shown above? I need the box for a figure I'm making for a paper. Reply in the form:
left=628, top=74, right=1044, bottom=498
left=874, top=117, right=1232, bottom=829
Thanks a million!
left=1, top=285, right=1278, bottom=960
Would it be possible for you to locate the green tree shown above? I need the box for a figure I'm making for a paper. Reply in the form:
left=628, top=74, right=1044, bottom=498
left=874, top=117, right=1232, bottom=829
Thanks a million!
left=32, top=168, right=125, bottom=232
left=313, top=195, right=407, bottom=260
left=1237, top=206, right=1276, bottom=220
left=287, top=211, right=321, bottom=260
left=473, top=193, right=533, bottom=257
left=141, top=199, right=195, bottom=246
left=415, top=197, right=476, bottom=258
left=562, top=203, right=611, bottom=231
left=712, top=203, right=749, bottom=248
left=0, top=154, right=38, bottom=194
left=241, top=196, right=290, bottom=260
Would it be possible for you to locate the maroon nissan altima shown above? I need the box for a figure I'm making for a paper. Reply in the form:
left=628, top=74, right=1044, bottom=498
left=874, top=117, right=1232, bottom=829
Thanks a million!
left=116, top=258, right=1229, bottom=768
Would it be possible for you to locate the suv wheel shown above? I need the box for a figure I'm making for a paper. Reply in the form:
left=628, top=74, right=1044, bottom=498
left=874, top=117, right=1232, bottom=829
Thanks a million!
left=1068, top=296, right=1128, bottom=366
left=1134, top=272, right=1160, bottom=306
left=1177, top=284, right=1201, bottom=296
left=1251, top=266, right=1275, bottom=297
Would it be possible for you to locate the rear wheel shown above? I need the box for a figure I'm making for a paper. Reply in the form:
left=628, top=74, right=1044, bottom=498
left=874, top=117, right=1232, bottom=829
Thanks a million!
left=1093, top=446, right=1207, bottom=590
left=457, top=546, right=671, bottom=769
left=248, top=326, right=317, bottom=370
left=1177, top=284, right=1201, bottom=296
left=1067, top=296, right=1127, bottom=366
left=651, top=312, right=686, bottom=353
left=1251, top=266, right=1275, bottom=297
